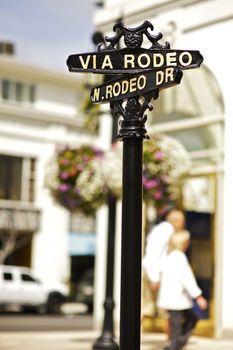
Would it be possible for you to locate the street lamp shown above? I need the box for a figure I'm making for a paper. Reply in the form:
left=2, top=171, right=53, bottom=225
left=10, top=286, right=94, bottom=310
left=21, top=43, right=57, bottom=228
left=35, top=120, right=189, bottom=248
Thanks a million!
left=92, top=30, right=119, bottom=350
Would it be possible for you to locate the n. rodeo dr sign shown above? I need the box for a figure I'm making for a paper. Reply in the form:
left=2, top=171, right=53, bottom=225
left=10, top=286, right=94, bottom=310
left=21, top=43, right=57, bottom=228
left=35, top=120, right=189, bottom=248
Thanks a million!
left=90, top=66, right=182, bottom=103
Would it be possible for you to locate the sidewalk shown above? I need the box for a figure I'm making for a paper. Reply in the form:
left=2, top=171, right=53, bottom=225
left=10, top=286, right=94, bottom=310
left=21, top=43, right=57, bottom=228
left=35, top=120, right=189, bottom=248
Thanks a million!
left=0, top=331, right=233, bottom=350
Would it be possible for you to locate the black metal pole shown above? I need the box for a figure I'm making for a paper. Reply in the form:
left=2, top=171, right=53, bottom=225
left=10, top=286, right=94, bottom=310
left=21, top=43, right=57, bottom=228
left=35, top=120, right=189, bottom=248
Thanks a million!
left=113, top=96, right=149, bottom=350
left=92, top=24, right=120, bottom=350
left=93, top=191, right=118, bottom=350
left=93, top=121, right=119, bottom=349
left=120, top=137, right=143, bottom=350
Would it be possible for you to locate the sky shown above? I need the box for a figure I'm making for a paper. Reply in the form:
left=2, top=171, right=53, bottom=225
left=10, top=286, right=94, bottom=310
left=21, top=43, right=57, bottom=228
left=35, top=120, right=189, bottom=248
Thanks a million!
left=0, top=0, right=96, bottom=72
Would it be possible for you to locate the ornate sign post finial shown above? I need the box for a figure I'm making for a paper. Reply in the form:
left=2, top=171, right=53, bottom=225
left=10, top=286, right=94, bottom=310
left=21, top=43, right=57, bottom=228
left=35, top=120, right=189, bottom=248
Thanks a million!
left=67, top=20, right=203, bottom=350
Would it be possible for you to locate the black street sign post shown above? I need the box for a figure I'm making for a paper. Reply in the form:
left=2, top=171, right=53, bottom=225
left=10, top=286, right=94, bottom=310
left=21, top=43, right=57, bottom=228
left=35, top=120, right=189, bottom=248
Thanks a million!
left=67, top=20, right=203, bottom=350
left=91, top=28, right=120, bottom=350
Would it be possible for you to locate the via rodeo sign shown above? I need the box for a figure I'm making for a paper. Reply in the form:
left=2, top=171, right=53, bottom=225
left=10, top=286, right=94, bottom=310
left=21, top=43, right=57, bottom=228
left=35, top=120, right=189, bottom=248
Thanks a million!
left=67, top=21, right=203, bottom=104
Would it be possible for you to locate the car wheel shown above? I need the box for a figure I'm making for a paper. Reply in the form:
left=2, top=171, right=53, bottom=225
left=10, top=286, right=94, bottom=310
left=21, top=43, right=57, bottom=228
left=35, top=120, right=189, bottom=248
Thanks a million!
left=37, top=304, right=47, bottom=314
left=47, top=294, right=64, bottom=314
left=87, top=303, right=93, bottom=313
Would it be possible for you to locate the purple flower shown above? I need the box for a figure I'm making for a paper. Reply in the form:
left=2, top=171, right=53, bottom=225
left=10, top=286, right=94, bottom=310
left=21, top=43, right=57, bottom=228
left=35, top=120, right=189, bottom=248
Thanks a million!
left=67, top=200, right=77, bottom=209
left=58, top=183, right=70, bottom=192
left=60, top=171, right=69, bottom=180
left=94, top=149, right=104, bottom=159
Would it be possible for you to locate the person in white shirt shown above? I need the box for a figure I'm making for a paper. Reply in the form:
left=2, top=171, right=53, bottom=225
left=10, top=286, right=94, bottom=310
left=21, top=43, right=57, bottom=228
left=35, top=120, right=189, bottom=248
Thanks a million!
left=157, top=230, right=207, bottom=350
left=142, top=209, right=185, bottom=317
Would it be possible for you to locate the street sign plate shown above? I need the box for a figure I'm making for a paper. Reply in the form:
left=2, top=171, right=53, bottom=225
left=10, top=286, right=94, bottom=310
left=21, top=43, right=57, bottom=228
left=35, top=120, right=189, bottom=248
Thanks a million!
left=67, top=48, right=203, bottom=74
left=90, top=66, right=183, bottom=103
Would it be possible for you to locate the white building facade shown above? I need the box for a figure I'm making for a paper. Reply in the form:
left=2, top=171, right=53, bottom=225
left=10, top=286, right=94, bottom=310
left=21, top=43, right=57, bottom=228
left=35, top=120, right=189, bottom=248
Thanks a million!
left=93, top=0, right=233, bottom=338
left=0, top=48, right=105, bottom=288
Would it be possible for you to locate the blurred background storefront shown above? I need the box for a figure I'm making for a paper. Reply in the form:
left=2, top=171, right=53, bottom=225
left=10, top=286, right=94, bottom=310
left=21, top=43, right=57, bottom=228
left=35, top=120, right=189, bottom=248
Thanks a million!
left=93, top=0, right=233, bottom=339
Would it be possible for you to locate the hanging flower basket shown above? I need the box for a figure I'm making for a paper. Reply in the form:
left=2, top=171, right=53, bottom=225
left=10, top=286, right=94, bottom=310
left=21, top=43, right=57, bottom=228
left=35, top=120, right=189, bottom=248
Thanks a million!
left=45, top=144, right=106, bottom=215
left=102, top=134, right=190, bottom=214
left=45, top=135, right=190, bottom=216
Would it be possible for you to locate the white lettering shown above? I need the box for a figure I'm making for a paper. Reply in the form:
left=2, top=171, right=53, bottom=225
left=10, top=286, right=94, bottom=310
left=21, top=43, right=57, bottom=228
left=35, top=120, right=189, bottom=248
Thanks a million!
left=138, top=75, right=146, bottom=90
left=124, top=54, right=135, bottom=68
left=93, top=55, right=96, bottom=69
left=130, top=77, right=137, bottom=92
left=138, top=54, right=150, bottom=68
left=165, top=67, right=174, bottom=82
left=153, top=53, right=164, bottom=67
left=92, top=88, right=100, bottom=102
left=166, top=52, right=177, bottom=66
left=79, top=55, right=91, bottom=69
left=179, top=52, right=192, bottom=67
left=103, top=74, right=147, bottom=100
left=113, top=82, right=121, bottom=96
left=122, top=80, right=129, bottom=94
left=156, top=71, right=164, bottom=85
left=106, top=85, right=113, bottom=98
left=101, top=55, right=113, bottom=69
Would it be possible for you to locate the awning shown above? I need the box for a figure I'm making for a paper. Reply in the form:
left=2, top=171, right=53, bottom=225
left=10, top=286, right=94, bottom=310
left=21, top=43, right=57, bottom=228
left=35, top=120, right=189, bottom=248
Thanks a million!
left=0, top=206, right=41, bottom=232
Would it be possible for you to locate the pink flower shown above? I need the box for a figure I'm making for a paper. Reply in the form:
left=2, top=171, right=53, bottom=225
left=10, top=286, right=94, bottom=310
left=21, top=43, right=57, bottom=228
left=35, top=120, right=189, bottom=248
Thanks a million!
left=83, top=155, right=90, bottom=162
left=58, top=183, right=69, bottom=192
left=143, top=178, right=158, bottom=189
left=154, top=191, right=162, bottom=200
left=154, top=151, right=163, bottom=160
left=60, top=171, right=69, bottom=180
left=76, top=164, right=84, bottom=171
left=59, top=159, right=69, bottom=165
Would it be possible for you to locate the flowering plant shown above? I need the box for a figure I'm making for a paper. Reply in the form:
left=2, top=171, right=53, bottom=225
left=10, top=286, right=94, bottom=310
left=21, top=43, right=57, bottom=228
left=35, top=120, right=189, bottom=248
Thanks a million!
left=143, top=134, right=191, bottom=213
left=45, top=144, right=106, bottom=215
left=45, top=135, right=190, bottom=216
left=102, top=134, right=190, bottom=214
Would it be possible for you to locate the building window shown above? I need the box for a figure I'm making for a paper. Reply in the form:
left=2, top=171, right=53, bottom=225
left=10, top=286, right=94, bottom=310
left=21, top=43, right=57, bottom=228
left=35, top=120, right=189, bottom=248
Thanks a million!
left=0, top=155, right=22, bottom=200
left=0, top=155, right=36, bottom=202
left=0, top=42, right=14, bottom=55
left=2, top=79, right=10, bottom=100
left=1, top=79, right=35, bottom=104
left=15, top=82, right=23, bottom=101
left=3, top=272, right=13, bottom=281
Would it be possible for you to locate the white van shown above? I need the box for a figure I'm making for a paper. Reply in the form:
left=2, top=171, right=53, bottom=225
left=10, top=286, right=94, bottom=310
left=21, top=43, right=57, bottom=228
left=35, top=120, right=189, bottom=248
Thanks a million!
left=0, top=265, right=68, bottom=313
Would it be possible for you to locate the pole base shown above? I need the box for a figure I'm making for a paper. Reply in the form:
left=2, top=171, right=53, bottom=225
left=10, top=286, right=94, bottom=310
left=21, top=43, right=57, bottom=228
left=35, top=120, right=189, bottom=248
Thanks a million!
left=93, top=333, right=119, bottom=350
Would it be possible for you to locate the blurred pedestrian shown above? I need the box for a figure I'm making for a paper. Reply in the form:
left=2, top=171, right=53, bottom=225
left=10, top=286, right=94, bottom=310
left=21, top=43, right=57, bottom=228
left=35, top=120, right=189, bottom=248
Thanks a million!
left=142, top=209, right=185, bottom=318
left=157, top=230, right=208, bottom=350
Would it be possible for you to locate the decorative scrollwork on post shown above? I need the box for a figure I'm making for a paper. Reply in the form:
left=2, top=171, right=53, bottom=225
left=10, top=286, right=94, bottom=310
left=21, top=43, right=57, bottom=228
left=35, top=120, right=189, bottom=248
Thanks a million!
left=111, top=90, right=158, bottom=140
left=102, top=21, right=167, bottom=141
left=100, top=20, right=170, bottom=51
